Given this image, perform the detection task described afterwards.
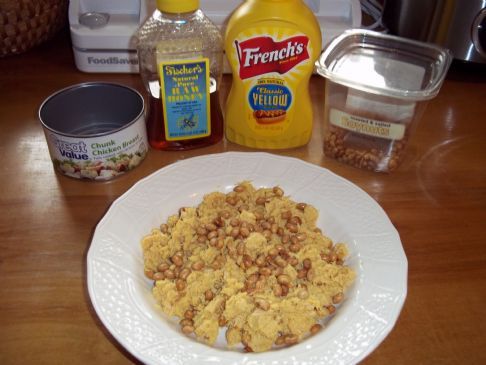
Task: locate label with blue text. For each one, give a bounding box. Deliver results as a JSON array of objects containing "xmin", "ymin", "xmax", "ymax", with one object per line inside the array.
[{"xmin": 159, "ymin": 59, "xmax": 211, "ymax": 141}]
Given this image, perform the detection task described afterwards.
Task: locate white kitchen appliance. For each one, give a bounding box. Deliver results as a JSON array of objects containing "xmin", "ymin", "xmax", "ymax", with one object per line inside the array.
[{"xmin": 69, "ymin": 0, "xmax": 361, "ymax": 73}]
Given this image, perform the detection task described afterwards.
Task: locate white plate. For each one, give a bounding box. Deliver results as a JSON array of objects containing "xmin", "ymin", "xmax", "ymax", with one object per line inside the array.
[{"xmin": 87, "ymin": 152, "xmax": 407, "ymax": 365}]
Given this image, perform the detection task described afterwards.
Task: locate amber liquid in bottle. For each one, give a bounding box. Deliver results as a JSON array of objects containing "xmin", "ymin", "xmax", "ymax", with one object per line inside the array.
[
  {"xmin": 147, "ymin": 89, "xmax": 223, "ymax": 151},
  {"xmin": 136, "ymin": 7, "xmax": 224, "ymax": 151}
]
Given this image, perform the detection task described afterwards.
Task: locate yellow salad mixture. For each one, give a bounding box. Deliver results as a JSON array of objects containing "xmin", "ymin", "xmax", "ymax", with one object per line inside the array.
[{"xmin": 141, "ymin": 182, "xmax": 355, "ymax": 352}]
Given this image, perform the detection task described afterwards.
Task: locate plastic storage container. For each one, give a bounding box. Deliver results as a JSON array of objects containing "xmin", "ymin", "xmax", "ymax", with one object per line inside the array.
[{"xmin": 316, "ymin": 29, "xmax": 452, "ymax": 172}]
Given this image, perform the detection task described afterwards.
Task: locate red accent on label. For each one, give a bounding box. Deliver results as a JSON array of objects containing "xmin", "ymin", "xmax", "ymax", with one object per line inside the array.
[{"xmin": 235, "ymin": 36, "xmax": 310, "ymax": 80}]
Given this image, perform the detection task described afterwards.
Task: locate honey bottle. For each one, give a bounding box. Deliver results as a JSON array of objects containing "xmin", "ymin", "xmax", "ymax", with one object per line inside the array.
[{"xmin": 136, "ymin": 0, "xmax": 224, "ymax": 150}]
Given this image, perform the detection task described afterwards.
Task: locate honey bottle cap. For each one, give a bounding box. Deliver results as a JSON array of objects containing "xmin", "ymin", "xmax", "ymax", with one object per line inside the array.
[{"xmin": 156, "ymin": 0, "xmax": 199, "ymax": 13}]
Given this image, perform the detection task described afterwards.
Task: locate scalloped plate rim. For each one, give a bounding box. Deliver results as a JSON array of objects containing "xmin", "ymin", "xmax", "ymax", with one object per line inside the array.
[{"xmin": 87, "ymin": 151, "xmax": 408, "ymax": 365}]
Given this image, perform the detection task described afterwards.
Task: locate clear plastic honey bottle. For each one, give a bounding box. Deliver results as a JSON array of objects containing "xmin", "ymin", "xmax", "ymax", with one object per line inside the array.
[{"xmin": 136, "ymin": 0, "xmax": 224, "ymax": 150}]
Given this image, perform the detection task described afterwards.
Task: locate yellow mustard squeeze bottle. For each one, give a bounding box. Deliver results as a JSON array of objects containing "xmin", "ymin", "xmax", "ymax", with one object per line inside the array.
[{"xmin": 224, "ymin": 0, "xmax": 322, "ymax": 149}]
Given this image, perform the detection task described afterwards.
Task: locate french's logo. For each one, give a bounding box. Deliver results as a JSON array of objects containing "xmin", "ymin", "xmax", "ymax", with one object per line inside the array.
[{"xmin": 235, "ymin": 35, "xmax": 310, "ymax": 79}]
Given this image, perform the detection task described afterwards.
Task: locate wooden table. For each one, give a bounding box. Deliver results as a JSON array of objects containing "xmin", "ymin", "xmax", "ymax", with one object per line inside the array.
[{"xmin": 1, "ymin": 28, "xmax": 485, "ymax": 365}]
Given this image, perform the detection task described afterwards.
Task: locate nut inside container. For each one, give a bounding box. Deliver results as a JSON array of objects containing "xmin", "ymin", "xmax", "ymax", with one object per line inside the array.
[{"xmin": 316, "ymin": 29, "xmax": 452, "ymax": 172}]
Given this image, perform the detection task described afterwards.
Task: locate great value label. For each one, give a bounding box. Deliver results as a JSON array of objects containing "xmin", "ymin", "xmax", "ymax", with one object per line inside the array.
[{"xmin": 45, "ymin": 115, "xmax": 148, "ymax": 181}]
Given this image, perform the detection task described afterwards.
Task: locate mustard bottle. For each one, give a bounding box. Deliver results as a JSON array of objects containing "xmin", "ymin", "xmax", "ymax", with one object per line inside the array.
[{"xmin": 224, "ymin": 0, "xmax": 322, "ymax": 149}]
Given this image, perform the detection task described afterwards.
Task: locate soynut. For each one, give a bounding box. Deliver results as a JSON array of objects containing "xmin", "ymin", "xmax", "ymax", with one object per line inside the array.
[
  {"xmin": 261, "ymin": 221, "xmax": 271, "ymax": 230},
  {"xmin": 182, "ymin": 325, "xmax": 194, "ymax": 334},
  {"xmin": 231, "ymin": 227, "xmax": 240, "ymax": 238},
  {"xmin": 286, "ymin": 223, "xmax": 298, "ymax": 233},
  {"xmin": 289, "ymin": 216, "xmax": 302, "ymax": 225},
  {"xmin": 281, "ymin": 210, "xmax": 292, "ymax": 220},
  {"xmin": 144, "ymin": 269, "xmax": 155, "ymax": 279},
  {"xmin": 216, "ymin": 238, "xmax": 225, "ymax": 250},
  {"xmin": 164, "ymin": 269, "xmax": 175, "ymax": 279},
  {"xmin": 273, "ymin": 284, "xmax": 283, "ymax": 297},
  {"xmin": 256, "ymin": 197, "xmax": 266, "ymax": 205},
  {"xmin": 219, "ymin": 316, "xmax": 227, "ymax": 327},
  {"xmin": 288, "ymin": 256, "xmax": 299, "ymax": 266},
  {"xmin": 191, "ymin": 261, "xmax": 205, "ymax": 271},
  {"xmin": 205, "ymin": 290, "xmax": 214, "ymax": 301},
  {"xmin": 289, "ymin": 243, "xmax": 301, "ymax": 253},
  {"xmin": 275, "ymin": 335, "xmax": 286, "ymax": 346},
  {"xmin": 184, "ymin": 309, "xmax": 195, "ymax": 319},
  {"xmin": 176, "ymin": 279, "xmax": 186, "ymax": 291},
  {"xmin": 255, "ymin": 298, "xmax": 270, "ymax": 311},
  {"xmin": 179, "ymin": 318, "xmax": 193, "ymax": 327},
  {"xmin": 247, "ymin": 273, "xmax": 259, "ymax": 283},
  {"xmin": 226, "ymin": 196, "xmax": 237, "ymax": 206},
  {"xmin": 157, "ymin": 262, "xmax": 169, "ymax": 272},
  {"xmin": 243, "ymin": 258, "xmax": 253, "ymax": 269},
  {"xmin": 297, "ymin": 269, "xmax": 307, "ymax": 279},
  {"xmin": 209, "ymin": 237, "xmax": 218, "ymax": 246},
  {"xmin": 273, "ymin": 186, "xmax": 284, "ymax": 197},
  {"xmin": 172, "ymin": 254, "xmax": 184, "ymax": 267},
  {"xmin": 284, "ymin": 334, "xmax": 299, "ymax": 345},
  {"xmin": 255, "ymin": 278, "xmax": 266, "ymax": 291},
  {"xmin": 296, "ymin": 203, "xmax": 307, "ymax": 211},
  {"xmin": 234, "ymin": 185, "xmax": 245, "ymax": 193},
  {"xmin": 274, "ymin": 256, "xmax": 287, "ymax": 268},
  {"xmin": 240, "ymin": 227, "xmax": 250, "ymax": 237},
  {"xmin": 306, "ymin": 268, "xmax": 315, "ymax": 281},
  {"xmin": 332, "ymin": 293, "xmax": 344, "ymax": 304},
  {"xmin": 281, "ymin": 284, "xmax": 289, "ymax": 296},
  {"xmin": 303, "ymin": 258, "xmax": 312, "ymax": 270},
  {"xmin": 296, "ymin": 233, "xmax": 307, "ymax": 241},
  {"xmin": 268, "ymin": 248, "xmax": 278, "ymax": 257},
  {"xmin": 196, "ymin": 226, "xmax": 207, "ymax": 236},
  {"xmin": 277, "ymin": 274, "xmax": 291, "ymax": 286},
  {"xmin": 259, "ymin": 267, "xmax": 272, "ymax": 276},
  {"xmin": 255, "ymin": 254, "xmax": 266, "ymax": 267},
  {"xmin": 220, "ymin": 210, "xmax": 231, "ymax": 219},
  {"xmin": 310, "ymin": 323, "xmax": 322, "ymax": 335},
  {"xmin": 160, "ymin": 223, "xmax": 169, "ymax": 233}
]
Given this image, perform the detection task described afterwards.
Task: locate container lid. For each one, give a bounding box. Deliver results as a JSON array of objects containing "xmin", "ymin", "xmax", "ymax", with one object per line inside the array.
[{"xmin": 316, "ymin": 29, "xmax": 452, "ymax": 101}]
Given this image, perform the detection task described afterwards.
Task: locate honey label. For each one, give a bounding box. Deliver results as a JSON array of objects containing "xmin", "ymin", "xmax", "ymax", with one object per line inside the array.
[
  {"xmin": 330, "ymin": 108, "xmax": 406, "ymax": 140},
  {"xmin": 159, "ymin": 58, "xmax": 211, "ymax": 141}
]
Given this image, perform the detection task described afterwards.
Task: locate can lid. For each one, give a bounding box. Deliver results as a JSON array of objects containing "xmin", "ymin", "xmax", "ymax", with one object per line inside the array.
[
  {"xmin": 315, "ymin": 29, "xmax": 452, "ymax": 101},
  {"xmin": 156, "ymin": 0, "xmax": 199, "ymax": 13}
]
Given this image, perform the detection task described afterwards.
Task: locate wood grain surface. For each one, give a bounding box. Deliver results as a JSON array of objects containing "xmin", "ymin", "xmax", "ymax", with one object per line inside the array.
[{"xmin": 0, "ymin": 28, "xmax": 485, "ymax": 365}]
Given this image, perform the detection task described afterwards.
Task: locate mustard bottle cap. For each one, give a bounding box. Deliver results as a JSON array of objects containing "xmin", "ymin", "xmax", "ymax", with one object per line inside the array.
[{"xmin": 156, "ymin": 0, "xmax": 199, "ymax": 13}]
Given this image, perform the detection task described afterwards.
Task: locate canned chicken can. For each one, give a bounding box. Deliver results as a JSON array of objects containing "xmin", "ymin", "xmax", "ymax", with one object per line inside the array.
[{"xmin": 39, "ymin": 83, "xmax": 148, "ymax": 181}]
